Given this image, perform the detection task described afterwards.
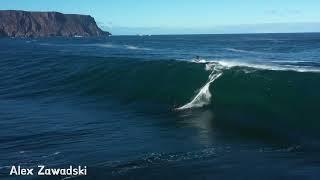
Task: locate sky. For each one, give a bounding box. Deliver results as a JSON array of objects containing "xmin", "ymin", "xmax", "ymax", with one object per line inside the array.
[{"xmin": 1, "ymin": 0, "xmax": 320, "ymax": 35}]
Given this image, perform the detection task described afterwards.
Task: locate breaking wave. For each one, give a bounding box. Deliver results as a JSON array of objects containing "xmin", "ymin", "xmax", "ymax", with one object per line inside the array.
[{"xmin": 1, "ymin": 54, "xmax": 320, "ymax": 141}]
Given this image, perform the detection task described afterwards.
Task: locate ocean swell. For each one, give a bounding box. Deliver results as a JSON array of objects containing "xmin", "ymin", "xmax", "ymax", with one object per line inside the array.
[{"xmin": 1, "ymin": 55, "xmax": 320, "ymax": 140}]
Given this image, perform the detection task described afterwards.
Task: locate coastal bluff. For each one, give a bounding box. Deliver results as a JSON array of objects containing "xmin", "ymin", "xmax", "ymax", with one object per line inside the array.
[{"xmin": 0, "ymin": 10, "xmax": 111, "ymax": 37}]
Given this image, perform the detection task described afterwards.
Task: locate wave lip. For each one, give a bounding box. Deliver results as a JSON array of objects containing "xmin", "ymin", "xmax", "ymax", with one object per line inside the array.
[
  {"xmin": 218, "ymin": 60, "xmax": 320, "ymax": 73},
  {"xmin": 195, "ymin": 59, "xmax": 320, "ymax": 73}
]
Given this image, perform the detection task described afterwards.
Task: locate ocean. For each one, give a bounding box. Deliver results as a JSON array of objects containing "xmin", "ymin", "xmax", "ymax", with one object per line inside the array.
[{"xmin": 0, "ymin": 33, "xmax": 320, "ymax": 179}]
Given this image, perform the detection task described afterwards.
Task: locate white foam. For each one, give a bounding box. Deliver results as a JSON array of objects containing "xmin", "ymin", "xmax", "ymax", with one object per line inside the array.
[
  {"xmin": 61, "ymin": 176, "xmax": 78, "ymax": 180},
  {"xmin": 216, "ymin": 60, "xmax": 320, "ymax": 73},
  {"xmin": 191, "ymin": 59, "xmax": 207, "ymax": 63},
  {"xmin": 225, "ymin": 48, "xmax": 256, "ymax": 54},
  {"xmin": 92, "ymin": 43, "xmax": 115, "ymax": 48},
  {"xmin": 177, "ymin": 65, "xmax": 223, "ymax": 110},
  {"xmin": 192, "ymin": 59, "xmax": 320, "ymax": 73},
  {"xmin": 84, "ymin": 43, "xmax": 152, "ymax": 50},
  {"xmin": 40, "ymin": 43, "xmax": 152, "ymax": 51},
  {"xmin": 124, "ymin": 45, "xmax": 151, "ymax": 51}
]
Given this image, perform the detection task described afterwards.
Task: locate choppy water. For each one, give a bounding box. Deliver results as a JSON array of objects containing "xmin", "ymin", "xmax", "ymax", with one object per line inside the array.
[{"xmin": 1, "ymin": 33, "xmax": 320, "ymax": 179}]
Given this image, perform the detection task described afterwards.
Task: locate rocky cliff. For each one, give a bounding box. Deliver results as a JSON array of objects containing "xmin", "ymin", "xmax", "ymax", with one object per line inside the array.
[{"xmin": 0, "ymin": 10, "xmax": 111, "ymax": 37}]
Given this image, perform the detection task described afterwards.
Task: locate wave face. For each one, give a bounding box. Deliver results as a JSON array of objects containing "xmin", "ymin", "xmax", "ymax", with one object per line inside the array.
[
  {"xmin": 3, "ymin": 55, "xmax": 319, "ymax": 103},
  {"xmin": 2, "ymin": 34, "xmax": 320, "ymax": 179},
  {"xmin": 1, "ymin": 54, "xmax": 320, "ymax": 138}
]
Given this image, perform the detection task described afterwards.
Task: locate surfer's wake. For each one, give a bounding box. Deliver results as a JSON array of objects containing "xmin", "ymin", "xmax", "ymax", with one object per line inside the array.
[{"xmin": 176, "ymin": 63, "xmax": 223, "ymax": 110}]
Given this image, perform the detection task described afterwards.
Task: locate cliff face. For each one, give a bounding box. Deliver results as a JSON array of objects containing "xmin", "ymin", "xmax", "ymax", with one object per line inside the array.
[{"xmin": 0, "ymin": 10, "xmax": 111, "ymax": 37}]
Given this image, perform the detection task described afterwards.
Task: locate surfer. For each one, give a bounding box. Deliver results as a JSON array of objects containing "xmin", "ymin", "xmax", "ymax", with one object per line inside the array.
[{"xmin": 195, "ymin": 56, "xmax": 200, "ymax": 62}]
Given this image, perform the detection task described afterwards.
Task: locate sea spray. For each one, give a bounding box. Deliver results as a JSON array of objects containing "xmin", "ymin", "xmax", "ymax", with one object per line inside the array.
[{"xmin": 176, "ymin": 63, "xmax": 223, "ymax": 110}]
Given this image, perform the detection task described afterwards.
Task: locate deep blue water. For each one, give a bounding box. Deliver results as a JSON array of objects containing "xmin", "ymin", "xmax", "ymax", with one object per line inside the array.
[{"xmin": 1, "ymin": 33, "xmax": 320, "ymax": 179}]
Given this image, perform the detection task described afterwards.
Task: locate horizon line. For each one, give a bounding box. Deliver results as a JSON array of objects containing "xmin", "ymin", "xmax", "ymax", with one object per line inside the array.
[{"xmin": 109, "ymin": 32, "xmax": 320, "ymax": 36}]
